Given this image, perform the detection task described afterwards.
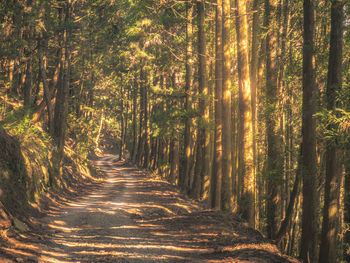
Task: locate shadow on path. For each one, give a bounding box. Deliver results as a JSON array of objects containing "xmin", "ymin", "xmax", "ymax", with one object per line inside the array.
[{"xmin": 1, "ymin": 155, "xmax": 299, "ymax": 263}]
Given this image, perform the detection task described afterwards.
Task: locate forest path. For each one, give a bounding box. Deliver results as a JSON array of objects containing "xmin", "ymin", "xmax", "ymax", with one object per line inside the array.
[{"xmin": 34, "ymin": 155, "xmax": 296, "ymax": 263}]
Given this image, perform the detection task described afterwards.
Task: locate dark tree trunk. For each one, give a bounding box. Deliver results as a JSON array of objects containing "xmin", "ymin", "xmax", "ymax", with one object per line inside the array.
[
  {"xmin": 180, "ymin": 1, "xmax": 194, "ymax": 192},
  {"xmin": 131, "ymin": 81, "xmax": 138, "ymax": 163},
  {"xmin": 23, "ymin": 59, "xmax": 33, "ymax": 106},
  {"xmin": 300, "ymin": 0, "xmax": 318, "ymax": 261},
  {"xmin": 264, "ymin": 0, "xmax": 283, "ymax": 239},
  {"xmin": 319, "ymin": 1, "xmax": 344, "ymax": 262},
  {"xmin": 53, "ymin": 2, "xmax": 71, "ymax": 161},
  {"xmin": 192, "ymin": 0, "xmax": 209, "ymax": 200}
]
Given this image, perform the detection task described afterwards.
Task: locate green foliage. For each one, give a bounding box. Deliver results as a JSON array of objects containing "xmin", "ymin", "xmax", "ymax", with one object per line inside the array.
[
  {"xmin": 67, "ymin": 113, "xmax": 99, "ymax": 160},
  {"xmin": 1, "ymin": 107, "xmax": 53, "ymax": 202},
  {"xmin": 316, "ymin": 107, "xmax": 350, "ymax": 145}
]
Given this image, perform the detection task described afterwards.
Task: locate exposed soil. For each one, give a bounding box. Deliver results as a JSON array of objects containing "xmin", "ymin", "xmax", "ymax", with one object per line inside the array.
[{"xmin": 0, "ymin": 155, "xmax": 299, "ymax": 262}]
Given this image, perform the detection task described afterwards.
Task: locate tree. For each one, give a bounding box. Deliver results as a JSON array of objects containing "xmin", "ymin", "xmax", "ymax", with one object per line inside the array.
[
  {"xmin": 319, "ymin": 1, "xmax": 344, "ymax": 262},
  {"xmin": 192, "ymin": 0, "xmax": 210, "ymax": 200},
  {"xmin": 220, "ymin": 0, "xmax": 233, "ymax": 212},
  {"xmin": 300, "ymin": 0, "xmax": 318, "ymax": 261},
  {"xmin": 53, "ymin": 2, "xmax": 71, "ymax": 162},
  {"xmin": 264, "ymin": 0, "xmax": 283, "ymax": 239},
  {"xmin": 181, "ymin": 0, "xmax": 194, "ymax": 192},
  {"xmin": 211, "ymin": 0, "xmax": 223, "ymax": 209},
  {"xmin": 236, "ymin": 0, "xmax": 255, "ymax": 227}
]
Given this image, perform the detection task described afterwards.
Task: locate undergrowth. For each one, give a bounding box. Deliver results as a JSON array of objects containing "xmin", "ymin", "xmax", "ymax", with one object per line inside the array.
[{"xmin": 0, "ymin": 99, "xmax": 100, "ymax": 214}]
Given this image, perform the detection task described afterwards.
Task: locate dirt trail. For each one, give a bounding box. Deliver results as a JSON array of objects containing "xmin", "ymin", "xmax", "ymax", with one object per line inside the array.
[{"xmin": 2, "ymin": 155, "xmax": 299, "ymax": 262}]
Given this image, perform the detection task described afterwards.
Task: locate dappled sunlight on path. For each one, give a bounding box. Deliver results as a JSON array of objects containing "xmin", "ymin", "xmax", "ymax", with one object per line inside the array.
[
  {"xmin": 37, "ymin": 156, "xmax": 215, "ymax": 262},
  {"xmin": 1, "ymin": 155, "xmax": 299, "ymax": 262}
]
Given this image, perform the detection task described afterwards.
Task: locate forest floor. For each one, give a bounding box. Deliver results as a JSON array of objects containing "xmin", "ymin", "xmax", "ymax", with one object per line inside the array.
[{"xmin": 0, "ymin": 155, "xmax": 299, "ymax": 263}]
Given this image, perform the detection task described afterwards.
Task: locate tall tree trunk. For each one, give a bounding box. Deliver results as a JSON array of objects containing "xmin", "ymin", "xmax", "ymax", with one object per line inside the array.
[
  {"xmin": 300, "ymin": 0, "xmax": 318, "ymax": 261},
  {"xmin": 170, "ymin": 135, "xmax": 180, "ymax": 184},
  {"xmin": 11, "ymin": 60, "xmax": 19, "ymax": 95},
  {"xmin": 131, "ymin": 81, "xmax": 138, "ymax": 163},
  {"xmin": 319, "ymin": 1, "xmax": 344, "ymax": 262},
  {"xmin": 181, "ymin": 1, "xmax": 194, "ymax": 192},
  {"xmin": 39, "ymin": 39, "xmax": 54, "ymax": 134},
  {"xmin": 211, "ymin": 0, "xmax": 223, "ymax": 210},
  {"xmin": 249, "ymin": 0, "xmax": 260, "ymax": 223},
  {"xmin": 119, "ymin": 86, "xmax": 125, "ymax": 160},
  {"xmin": 137, "ymin": 67, "xmax": 149, "ymax": 168},
  {"xmin": 264, "ymin": 0, "xmax": 282, "ymax": 239},
  {"xmin": 136, "ymin": 70, "xmax": 144, "ymax": 166},
  {"xmin": 192, "ymin": 0, "xmax": 209, "ymax": 200},
  {"xmin": 23, "ymin": 59, "xmax": 33, "ymax": 106},
  {"xmin": 276, "ymin": 147, "xmax": 302, "ymax": 242},
  {"xmin": 236, "ymin": 0, "xmax": 255, "ymax": 227},
  {"xmin": 53, "ymin": 2, "xmax": 71, "ymax": 161},
  {"xmin": 124, "ymin": 89, "xmax": 129, "ymax": 158},
  {"xmin": 221, "ymin": 0, "xmax": 232, "ymax": 212}
]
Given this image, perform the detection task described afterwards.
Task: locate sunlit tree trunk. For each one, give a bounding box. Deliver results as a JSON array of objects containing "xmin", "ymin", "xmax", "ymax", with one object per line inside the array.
[
  {"xmin": 249, "ymin": 0, "xmax": 260, "ymax": 223},
  {"xmin": 10, "ymin": 60, "xmax": 19, "ymax": 95},
  {"xmin": 236, "ymin": 0, "xmax": 255, "ymax": 227},
  {"xmin": 264, "ymin": 0, "xmax": 282, "ymax": 239},
  {"xmin": 279, "ymin": 0, "xmax": 289, "ymax": 229},
  {"xmin": 211, "ymin": 0, "xmax": 223, "ymax": 210},
  {"xmin": 220, "ymin": 0, "xmax": 232, "ymax": 212},
  {"xmin": 300, "ymin": 0, "xmax": 318, "ymax": 261},
  {"xmin": 319, "ymin": 1, "xmax": 344, "ymax": 262},
  {"xmin": 208, "ymin": 28, "xmax": 215, "ymax": 202}
]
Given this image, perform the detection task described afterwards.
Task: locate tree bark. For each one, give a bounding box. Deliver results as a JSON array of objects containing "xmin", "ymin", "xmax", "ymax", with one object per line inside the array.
[
  {"xmin": 249, "ymin": 0, "xmax": 260, "ymax": 211},
  {"xmin": 131, "ymin": 80, "xmax": 138, "ymax": 163},
  {"xmin": 53, "ymin": 2, "xmax": 71, "ymax": 161},
  {"xmin": 181, "ymin": 0, "xmax": 194, "ymax": 192},
  {"xmin": 211, "ymin": 0, "xmax": 223, "ymax": 210},
  {"xmin": 300, "ymin": 0, "xmax": 318, "ymax": 261},
  {"xmin": 236, "ymin": 0, "xmax": 255, "ymax": 227},
  {"xmin": 170, "ymin": 135, "xmax": 180, "ymax": 184},
  {"xmin": 39, "ymin": 39, "xmax": 54, "ymax": 134},
  {"xmin": 264, "ymin": 0, "xmax": 283, "ymax": 239},
  {"xmin": 319, "ymin": 1, "xmax": 344, "ymax": 262},
  {"xmin": 192, "ymin": 0, "xmax": 209, "ymax": 200},
  {"xmin": 119, "ymin": 85, "xmax": 125, "ymax": 160},
  {"xmin": 23, "ymin": 59, "xmax": 33, "ymax": 106},
  {"xmin": 221, "ymin": 0, "xmax": 232, "ymax": 212}
]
